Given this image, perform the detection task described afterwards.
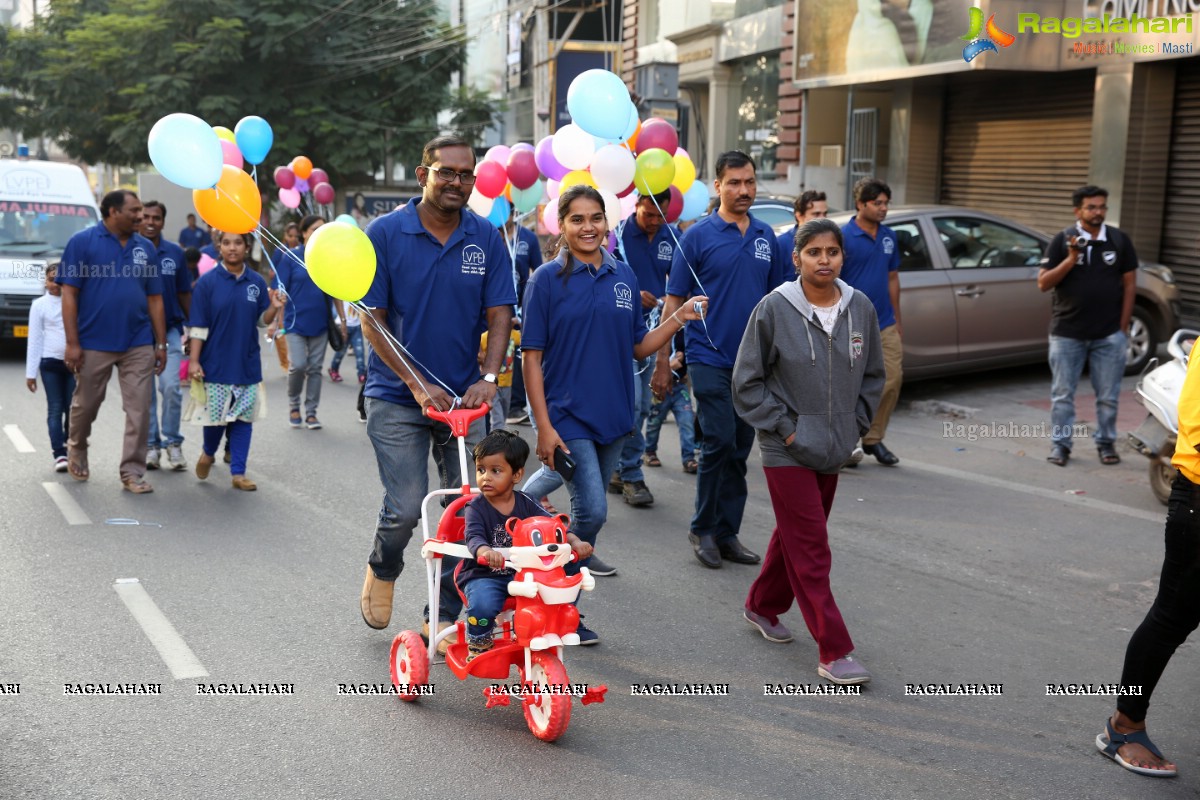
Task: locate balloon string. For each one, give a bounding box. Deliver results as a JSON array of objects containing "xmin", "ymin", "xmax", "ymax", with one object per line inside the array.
[{"xmin": 644, "ymin": 190, "xmax": 720, "ymax": 353}]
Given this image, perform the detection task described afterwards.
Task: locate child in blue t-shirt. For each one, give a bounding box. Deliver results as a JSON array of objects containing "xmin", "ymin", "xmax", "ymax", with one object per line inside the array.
[{"xmin": 457, "ymin": 430, "xmax": 592, "ymax": 660}]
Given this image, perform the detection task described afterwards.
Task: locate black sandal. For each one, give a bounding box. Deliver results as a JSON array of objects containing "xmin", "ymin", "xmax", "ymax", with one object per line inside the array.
[{"xmin": 1099, "ymin": 444, "xmax": 1120, "ymax": 465}]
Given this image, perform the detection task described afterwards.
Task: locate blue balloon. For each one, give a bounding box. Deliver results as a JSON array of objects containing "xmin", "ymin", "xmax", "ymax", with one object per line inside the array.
[
  {"xmin": 147, "ymin": 113, "xmax": 223, "ymax": 190},
  {"xmin": 567, "ymin": 69, "xmax": 632, "ymax": 140},
  {"xmin": 680, "ymin": 180, "xmax": 710, "ymax": 222},
  {"xmin": 619, "ymin": 104, "xmax": 639, "ymax": 141},
  {"xmin": 487, "ymin": 196, "xmax": 511, "ymax": 228},
  {"xmin": 335, "ymin": 213, "xmax": 359, "ymax": 228},
  {"xmin": 234, "ymin": 116, "xmax": 274, "ymax": 165}
]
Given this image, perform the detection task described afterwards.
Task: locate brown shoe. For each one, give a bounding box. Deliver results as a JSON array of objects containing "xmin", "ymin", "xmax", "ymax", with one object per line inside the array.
[
  {"xmin": 231, "ymin": 475, "xmax": 257, "ymax": 491},
  {"xmin": 360, "ymin": 566, "xmax": 394, "ymax": 629},
  {"xmin": 121, "ymin": 477, "xmax": 153, "ymax": 494},
  {"xmin": 196, "ymin": 452, "xmax": 215, "ymax": 480},
  {"xmin": 422, "ymin": 619, "xmax": 457, "ymax": 655}
]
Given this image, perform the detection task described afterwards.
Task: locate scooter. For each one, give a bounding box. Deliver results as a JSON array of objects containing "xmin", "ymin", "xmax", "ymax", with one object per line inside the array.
[{"xmin": 1128, "ymin": 329, "xmax": 1198, "ymax": 504}]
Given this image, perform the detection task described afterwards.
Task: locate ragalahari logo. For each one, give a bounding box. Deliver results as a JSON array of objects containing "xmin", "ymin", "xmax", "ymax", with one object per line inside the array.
[{"xmin": 961, "ymin": 7, "xmax": 1015, "ymax": 62}]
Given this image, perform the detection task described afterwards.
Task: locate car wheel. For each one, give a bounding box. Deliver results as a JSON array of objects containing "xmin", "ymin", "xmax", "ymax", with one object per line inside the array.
[{"xmin": 1125, "ymin": 306, "xmax": 1157, "ymax": 376}]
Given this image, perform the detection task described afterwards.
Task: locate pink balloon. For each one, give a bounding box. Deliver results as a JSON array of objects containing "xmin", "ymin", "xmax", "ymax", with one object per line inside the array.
[
  {"xmin": 313, "ymin": 182, "xmax": 335, "ymax": 205},
  {"xmin": 274, "ymin": 166, "xmax": 295, "ymax": 189},
  {"xmin": 619, "ymin": 191, "xmax": 638, "ymax": 219},
  {"xmin": 541, "ymin": 203, "xmax": 560, "ymax": 236},
  {"xmin": 485, "ymin": 145, "xmax": 511, "ymax": 164},
  {"xmin": 534, "ymin": 136, "xmax": 568, "ymax": 181},
  {"xmin": 474, "ymin": 161, "xmax": 508, "ymax": 199},
  {"xmin": 221, "ymin": 140, "xmax": 244, "ymax": 169},
  {"xmin": 309, "ymin": 168, "xmax": 329, "ymax": 187},
  {"xmin": 506, "ymin": 150, "xmax": 539, "ymax": 191},
  {"xmin": 635, "ymin": 118, "xmax": 679, "ymax": 156},
  {"xmin": 546, "ymin": 178, "xmax": 562, "ymax": 201},
  {"xmin": 278, "ymin": 187, "xmax": 301, "ymax": 209},
  {"xmin": 198, "ymin": 253, "xmax": 217, "ymax": 275},
  {"xmin": 665, "ymin": 185, "xmax": 683, "ymax": 223},
  {"xmin": 675, "ymin": 147, "xmax": 690, "ymax": 160}
]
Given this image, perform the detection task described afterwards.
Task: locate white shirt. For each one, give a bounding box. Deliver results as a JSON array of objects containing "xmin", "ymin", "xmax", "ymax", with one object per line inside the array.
[{"xmin": 25, "ymin": 293, "xmax": 66, "ymax": 379}]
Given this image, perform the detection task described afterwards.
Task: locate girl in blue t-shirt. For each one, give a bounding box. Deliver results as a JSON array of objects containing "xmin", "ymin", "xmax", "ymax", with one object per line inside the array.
[{"xmin": 519, "ymin": 185, "xmax": 707, "ymax": 644}]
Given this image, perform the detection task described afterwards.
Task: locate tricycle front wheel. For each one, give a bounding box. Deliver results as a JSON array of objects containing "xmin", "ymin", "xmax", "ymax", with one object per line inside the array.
[
  {"xmin": 390, "ymin": 630, "xmax": 429, "ymax": 702},
  {"xmin": 521, "ymin": 651, "xmax": 571, "ymax": 742}
]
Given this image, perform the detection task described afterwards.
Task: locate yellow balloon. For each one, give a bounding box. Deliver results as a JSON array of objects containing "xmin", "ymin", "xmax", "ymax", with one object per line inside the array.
[
  {"xmin": 560, "ymin": 169, "xmax": 597, "ymax": 190},
  {"xmin": 213, "ymin": 126, "xmax": 236, "ymax": 143},
  {"xmin": 671, "ymin": 154, "xmax": 696, "ymax": 194},
  {"xmin": 304, "ymin": 221, "xmax": 377, "ymax": 303}
]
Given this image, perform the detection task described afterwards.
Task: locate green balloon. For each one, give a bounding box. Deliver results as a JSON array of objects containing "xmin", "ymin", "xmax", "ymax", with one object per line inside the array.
[{"xmin": 634, "ymin": 149, "xmax": 676, "ymax": 195}]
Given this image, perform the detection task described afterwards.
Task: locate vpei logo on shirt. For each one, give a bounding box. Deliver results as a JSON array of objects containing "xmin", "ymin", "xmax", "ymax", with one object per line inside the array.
[
  {"xmin": 247, "ymin": 284, "xmax": 260, "ymax": 302},
  {"xmin": 614, "ymin": 282, "xmax": 634, "ymax": 311},
  {"xmin": 132, "ymin": 247, "xmax": 149, "ymax": 268},
  {"xmin": 161, "ymin": 257, "xmax": 176, "ymax": 276},
  {"xmin": 461, "ymin": 244, "xmax": 487, "ymax": 275},
  {"xmin": 882, "ymin": 237, "xmax": 895, "ymax": 255},
  {"xmin": 753, "ymin": 238, "xmax": 772, "ymax": 262},
  {"xmin": 516, "ymin": 241, "xmax": 529, "ymax": 256},
  {"xmin": 657, "ymin": 241, "xmax": 673, "ymax": 260}
]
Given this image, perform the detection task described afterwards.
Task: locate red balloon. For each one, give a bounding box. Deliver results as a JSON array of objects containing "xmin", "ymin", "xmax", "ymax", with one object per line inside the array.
[
  {"xmin": 506, "ymin": 150, "xmax": 539, "ymax": 191},
  {"xmin": 309, "ymin": 168, "xmax": 329, "ymax": 187},
  {"xmin": 665, "ymin": 185, "xmax": 683, "ymax": 223},
  {"xmin": 635, "ymin": 119, "xmax": 679, "ymax": 157},
  {"xmin": 274, "ymin": 166, "xmax": 296, "ymax": 190},
  {"xmin": 474, "ymin": 160, "xmax": 508, "ymax": 199},
  {"xmin": 313, "ymin": 182, "xmax": 335, "ymax": 205},
  {"xmin": 616, "ymin": 181, "xmax": 636, "ymax": 198}
]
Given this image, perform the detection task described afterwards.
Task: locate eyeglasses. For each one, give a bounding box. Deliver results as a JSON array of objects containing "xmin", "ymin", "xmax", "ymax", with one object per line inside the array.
[
  {"xmin": 425, "ymin": 167, "xmax": 477, "ymax": 186},
  {"xmin": 1082, "ymin": 204, "xmax": 1108, "ymax": 211}
]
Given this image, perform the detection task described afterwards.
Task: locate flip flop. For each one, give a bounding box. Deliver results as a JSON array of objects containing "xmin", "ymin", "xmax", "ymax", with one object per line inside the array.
[
  {"xmin": 1096, "ymin": 718, "xmax": 1177, "ymax": 777},
  {"xmin": 1099, "ymin": 444, "xmax": 1121, "ymax": 465},
  {"xmin": 683, "ymin": 460, "xmax": 698, "ymax": 474},
  {"xmin": 121, "ymin": 477, "xmax": 154, "ymax": 494},
  {"xmin": 68, "ymin": 459, "xmax": 89, "ymax": 482},
  {"xmin": 645, "ymin": 453, "xmax": 662, "ymax": 467}
]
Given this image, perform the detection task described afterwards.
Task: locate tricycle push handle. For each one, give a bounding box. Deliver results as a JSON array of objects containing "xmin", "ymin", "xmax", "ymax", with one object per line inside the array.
[{"xmin": 425, "ymin": 403, "xmax": 490, "ymax": 437}]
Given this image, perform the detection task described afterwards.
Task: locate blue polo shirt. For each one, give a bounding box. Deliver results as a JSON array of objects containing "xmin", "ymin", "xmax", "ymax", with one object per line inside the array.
[
  {"xmin": 200, "ymin": 243, "xmax": 219, "ymax": 261},
  {"xmin": 57, "ymin": 225, "xmax": 163, "ymax": 353},
  {"xmin": 619, "ymin": 217, "xmax": 678, "ymax": 321},
  {"xmin": 778, "ymin": 225, "xmax": 798, "ymax": 262},
  {"xmin": 153, "ymin": 238, "xmax": 191, "ymax": 330},
  {"xmin": 179, "ymin": 226, "xmax": 210, "ymax": 249},
  {"xmin": 272, "ymin": 245, "xmax": 331, "ymax": 337},
  {"xmin": 841, "ymin": 217, "xmax": 900, "ymax": 329},
  {"xmin": 362, "ymin": 198, "xmax": 517, "ymax": 407},
  {"xmin": 522, "ymin": 250, "xmax": 648, "ymax": 445},
  {"xmin": 509, "ymin": 225, "xmax": 541, "ymax": 309},
  {"xmin": 189, "ymin": 264, "xmax": 270, "ymax": 385},
  {"xmin": 665, "ymin": 212, "xmax": 788, "ymax": 370}
]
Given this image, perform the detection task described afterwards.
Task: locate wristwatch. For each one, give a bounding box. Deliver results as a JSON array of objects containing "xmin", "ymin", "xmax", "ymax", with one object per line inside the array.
[
  {"xmin": 155, "ymin": 343, "xmax": 167, "ymax": 351},
  {"xmin": 482, "ymin": 373, "xmax": 498, "ymax": 384}
]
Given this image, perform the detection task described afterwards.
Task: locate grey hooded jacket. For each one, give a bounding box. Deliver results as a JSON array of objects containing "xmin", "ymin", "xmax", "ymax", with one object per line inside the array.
[{"xmin": 732, "ymin": 277, "xmax": 885, "ymax": 473}]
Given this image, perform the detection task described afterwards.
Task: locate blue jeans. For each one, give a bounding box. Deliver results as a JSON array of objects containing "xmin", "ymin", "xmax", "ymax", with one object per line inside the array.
[
  {"xmin": 1048, "ymin": 330, "xmax": 1126, "ymax": 450},
  {"xmin": 40, "ymin": 357, "xmax": 75, "ymax": 459},
  {"xmin": 689, "ymin": 363, "xmax": 755, "ymax": 543},
  {"xmin": 147, "ymin": 326, "xmax": 184, "ymax": 448},
  {"xmin": 330, "ymin": 326, "xmax": 366, "ymax": 380},
  {"xmin": 521, "ymin": 414, "xmax": 565, "ymax": 499},
  {"xmin": 522, "ymin": 436, "xmax": 623, "ymax": 572},
  {"xmin": 617, "ymin": 354, "xmax": 655, "ymax": 482},
  {"xmin": 202, "ymin": 420, "xmax": 252, "ymax": 475},
  {"xmin": 645, "ymin": 381, "xmax": 696, "ymax": 465},
  {"xmin": 459, "ymin": 574, "xmax": 510, "ymax": 643},
  {"xmin": 365, "ymin": 397, "xmax": 484, "ymax": 621}
]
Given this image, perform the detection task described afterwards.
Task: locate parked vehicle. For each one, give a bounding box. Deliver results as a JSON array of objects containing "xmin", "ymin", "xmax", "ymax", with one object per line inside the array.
[
  {"xmin": 0, "ymin": 159, "xmax": 101, "ymax": 342},
  {"xmin": 825, "ymin": 206, "xmax": 1180, "ymax": 379},
  {"xmin": 1128, "ymin": 329, "xmax": 1197, "ymax": 504}
]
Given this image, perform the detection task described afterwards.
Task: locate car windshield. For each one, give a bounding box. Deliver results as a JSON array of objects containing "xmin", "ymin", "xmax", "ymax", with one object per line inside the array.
[{"xmin": 0, "ymin": 202, "xmax": 99, "ymax": 253}]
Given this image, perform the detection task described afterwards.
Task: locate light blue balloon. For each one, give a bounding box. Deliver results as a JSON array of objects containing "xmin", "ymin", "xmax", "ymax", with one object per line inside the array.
[
  {"xmin": 567, "ymin": 69, "xmax": 632, "ymax": 140},
  {"xmin": 680, "ymin": 180, "xmax": 710, "ymax": 222},
  {"xmin": 619, "ymin": 104, "xmax": 639, "ymax": 141},
  {"xmin": 234, "ymin": 116, "xmax": 274, "ymax": 165},
  {"xmin": 335, "ymin": 213, "xmax": 358, "ymax": 228},
  {"xmin": 147, "ymin": 113, "xmax": 223, "ymax": 190},
  {"xmin": 512, "ymin": 179, "xmax": 544, "ymax": 215},
  {"xmin": 487, "ymin": 196, "xmax": 511, "ymax": 228}
]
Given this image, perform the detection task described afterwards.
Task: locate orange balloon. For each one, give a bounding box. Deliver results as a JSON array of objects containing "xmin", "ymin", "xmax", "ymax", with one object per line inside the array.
[
  {"xmin": 291, "ymin": 156, "xmax": 313, "ymax": 180},
  {"xmin": 504, "ymin": 183, "xmax": 513, "ymax": 202},
  {"xmin": 624, "ymin": 119, "xmax": 642, "ymax": 152},
  {"xmin": 193, "ymin": 165, "xmax": 261, "ymax": 234}
]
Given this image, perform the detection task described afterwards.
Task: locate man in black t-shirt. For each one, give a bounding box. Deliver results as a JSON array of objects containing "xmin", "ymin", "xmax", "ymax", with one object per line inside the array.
[{"xmin": 1038, "ymin": 185, "xmax": 1137, "ymax": 467}]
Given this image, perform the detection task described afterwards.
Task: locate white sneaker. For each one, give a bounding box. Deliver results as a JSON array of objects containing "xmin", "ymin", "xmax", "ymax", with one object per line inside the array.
[
  {"xmin": 54, "ymin": 456, "xmax": 68, "ymax": 473},
  {"xmin": 146, "ymin": 448, "xmax": 161, "ymax": 470},
  {"xmin": 848, "ymin": 446, "xmax": 865, "ymax": 464},
  {"xmin": 167, "ymin": 444, "xmax": 187, "ymax": 471}
]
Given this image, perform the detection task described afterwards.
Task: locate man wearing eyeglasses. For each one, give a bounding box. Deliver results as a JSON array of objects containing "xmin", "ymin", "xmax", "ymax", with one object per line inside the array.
[
  {"xmin": 1038, "ymin": 185, "xmax": 1137, "ymax": 467},
  {"xmin": 357, "ymin": 135, "xmax": 516, "ymax": 645}
]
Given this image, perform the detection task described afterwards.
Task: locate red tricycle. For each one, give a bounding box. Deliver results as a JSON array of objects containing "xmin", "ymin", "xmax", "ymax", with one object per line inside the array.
[{"xmin": 388, "ymin": 405, "xmax": 607, "ymax": 742}]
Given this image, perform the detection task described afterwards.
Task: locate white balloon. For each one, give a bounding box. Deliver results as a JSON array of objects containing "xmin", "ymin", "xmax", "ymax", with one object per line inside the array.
[
  {"xmin": 601, "ymin": 190, "xmax": 621, "ymax": 231},
  {"xmin": 551, "ymin": 124, "xmax": 596, "ymax": 171},
  {"xmin": 589, "ymin": 145, "xmax": 637, "ymax": 195},
  {"xmin": 466, "ymin": 191, "xmax": 494, "ymax": 217}
]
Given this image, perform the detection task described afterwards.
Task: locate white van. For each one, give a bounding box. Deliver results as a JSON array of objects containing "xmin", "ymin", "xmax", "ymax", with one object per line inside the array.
[{"xmin": 0, "ymin": 159, "xmax": 101, "ymax": 341}]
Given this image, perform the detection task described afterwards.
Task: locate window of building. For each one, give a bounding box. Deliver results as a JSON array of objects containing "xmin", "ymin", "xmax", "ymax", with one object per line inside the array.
[{"xmin": 730, "ymin": 53, "xmax": 781, "ymax": 179}]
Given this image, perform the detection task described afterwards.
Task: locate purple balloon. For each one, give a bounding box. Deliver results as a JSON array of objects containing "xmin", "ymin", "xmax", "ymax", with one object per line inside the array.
[
  {"xmin": 534, "ymin": 136, "xmax": 568, "ymax": 181},
  {"xmin": 606, "ymin": 230, "xmax": 616, "ymax": 253},
  {"xmin": 511, "ymin": 142, "xmax": 535, "ymax": 154},
  {"xmin": 294, "ymin": 177, "xmax": 310, "ymax": 194}
]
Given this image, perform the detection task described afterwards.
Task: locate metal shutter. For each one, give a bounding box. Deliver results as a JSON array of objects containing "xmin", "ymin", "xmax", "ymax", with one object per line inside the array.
[
  {"xmin": 940, "ymin": 71, "xmax": 1095, "ymax": 232},
  {"xmin": 1161, "ymin": 59, "xmax": 1200, "ymax": 310}
]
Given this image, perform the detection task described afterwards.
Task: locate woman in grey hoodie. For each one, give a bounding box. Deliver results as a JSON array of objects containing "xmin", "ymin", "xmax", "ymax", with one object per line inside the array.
[{"xmin": 732, "ymin": 218, "xmax": 885, "ymax": 685}]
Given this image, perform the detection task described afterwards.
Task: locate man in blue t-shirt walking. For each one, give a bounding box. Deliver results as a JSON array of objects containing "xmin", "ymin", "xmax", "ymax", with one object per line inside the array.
[
  {"xmin": 358, "ymin": 135, "xmax": 517, "ymax": 644},
  {"xmin": 657, "ymin": 151, "xmax": 790, "ymax": 569},
  {"xmin": 59, "ymin": 190, "xmax": 167, "ymax": 493}
]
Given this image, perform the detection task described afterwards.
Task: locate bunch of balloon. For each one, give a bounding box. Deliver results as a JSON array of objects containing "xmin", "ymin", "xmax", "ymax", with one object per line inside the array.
[
  {"xmin": 273, "ymin": 156, "xmax": 336, "ymax": 214},
  {"xmin": 463, "ymin": 143, "xmax": 548, "ymax": 230},
  {"xmin": 148, "ymin": 114, "xmax": 273, "ymax": 235}
]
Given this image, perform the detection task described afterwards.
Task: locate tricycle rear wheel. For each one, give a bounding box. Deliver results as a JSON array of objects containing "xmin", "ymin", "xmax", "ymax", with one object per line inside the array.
[{"xmin": 390, "ymin": 630, "xmax": 429, "ymax": 702}]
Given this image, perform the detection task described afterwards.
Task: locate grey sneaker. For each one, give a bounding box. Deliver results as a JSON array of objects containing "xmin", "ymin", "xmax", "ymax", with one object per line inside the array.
[
  {"xmin": 146, "ymin": 448, "xmax": 161, "ymax": 470},
  {"xmin": 167, "ymin": 444, "xmax": 187, "ymax": 471},
  {"xmin": 744, "ymin": 609, "xmax": 794, "ymax": 643},
  {"xmin": 622, "ymin": 479, "xmax": 654, "ymax": 507},
  {"xmin": 818, "ymin": 654, "xmax": 871, "ymax": 685},
  {"xmin": 586, "ymin": 556, "xmax": 617, "ymax": 577}
]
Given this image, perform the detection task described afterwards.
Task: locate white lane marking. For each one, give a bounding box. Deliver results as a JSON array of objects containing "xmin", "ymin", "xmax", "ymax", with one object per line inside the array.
[
  {"xmin": 41, "ymin": 482, "xmax": 91, "ymax": 526},
  {"xmin": 4, "ymin": 424, "xmax": 35, "ymax": 453},
  {"xmin": 113, "ymin": 579, "xmax": 209, "ymax": 680},
  {"xmin": 903, "ymin": 459, "xmax": 1164, "ymax": 524}
]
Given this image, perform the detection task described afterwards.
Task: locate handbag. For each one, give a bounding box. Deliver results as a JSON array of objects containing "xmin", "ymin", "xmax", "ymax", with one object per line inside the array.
[{"xmin": 327, "ymin": 300, "xmax": 346, "ymax": 352}]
